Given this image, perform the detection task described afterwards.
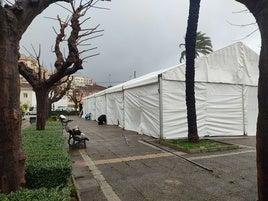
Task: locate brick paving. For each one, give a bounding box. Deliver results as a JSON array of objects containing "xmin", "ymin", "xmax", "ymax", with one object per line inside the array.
[{"xmin": 67, "ymin": 116, "xmax": 257, "ymax": 201}]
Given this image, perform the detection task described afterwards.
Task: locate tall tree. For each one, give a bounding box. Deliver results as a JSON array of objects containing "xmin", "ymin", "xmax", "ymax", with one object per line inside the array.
[
  {"xmin": 0, "ymin": 0, "xmax": 68, "ymax": 194},
  {"xmin": 235, "ymin": 1, "xmax": 268, "ymax": 200},
  {"xmin": 0, "ymin": 0, "xmax": 109, "ymax": 194},
  {"xmin": 19, "ymin": 1, "xmax": 102, "ymax": 130},
  {"xmin": 184, "ymin": 0, "xmax": 201, "ymax": 143},
  {"xmin": 179, "ymin": 31, "xmax": 213, "ymax": 63}
]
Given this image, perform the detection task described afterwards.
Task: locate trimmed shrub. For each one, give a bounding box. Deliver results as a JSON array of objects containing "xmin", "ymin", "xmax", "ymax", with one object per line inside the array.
[
  {"xmin": 47, "ymin": 116, "xmax": 57, "ymax": 122},
  {"xmin": 50, "ymin": 110, "xmax": 78, "ymax": 116},
  {"xmin": 0, "ymin": 187, "xmax": 69, "ymax": 201},
  {"xmin": 22, "ymin": 122, "xmax": 72, "ymax": 189}
]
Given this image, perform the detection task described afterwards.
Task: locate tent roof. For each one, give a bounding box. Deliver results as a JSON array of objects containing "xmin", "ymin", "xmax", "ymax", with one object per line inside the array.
[
  {"xmin": 85, "ymin": 42, "xmax": 259, "ymax": 98},
  {"xmin": 162, "ymin": 42, "xmax": 259, "ymax": 85}
]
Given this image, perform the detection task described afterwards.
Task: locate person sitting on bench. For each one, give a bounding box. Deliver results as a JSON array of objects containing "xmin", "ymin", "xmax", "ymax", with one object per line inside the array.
[{"xmin": 72, "ymin": 126, "xmax": 89, "ymax": 140}]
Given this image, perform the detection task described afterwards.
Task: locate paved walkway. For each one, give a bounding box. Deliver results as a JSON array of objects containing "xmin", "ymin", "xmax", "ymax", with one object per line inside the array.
[{"xmin": 67, "ymin": 116, "xmax": 257, "ymax": 201}]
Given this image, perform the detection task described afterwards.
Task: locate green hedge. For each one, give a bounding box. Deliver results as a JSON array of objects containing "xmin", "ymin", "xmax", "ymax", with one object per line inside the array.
[
  {"xmin": 22, "ymin": 122, "xmax": 72, "ymax": 189},
  {"xmin": 50, "ymin": 110, "xmax": 78, "ymax": 116},
  {"xmin": 0, "ymin": 122, "xmax": 72, "ymax": 200},
  {"xmin": 0, "ymin": 187, "xmax": 69, "ymax": 201}
]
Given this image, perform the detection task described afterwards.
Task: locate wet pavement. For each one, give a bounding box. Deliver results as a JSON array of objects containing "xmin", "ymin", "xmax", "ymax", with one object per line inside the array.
[{"xmin": 66, "ymin": 116, "xmax": 257, "ymax": 201}]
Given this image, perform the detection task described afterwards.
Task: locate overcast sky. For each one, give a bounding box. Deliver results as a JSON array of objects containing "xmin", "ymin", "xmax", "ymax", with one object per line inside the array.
[{"xmin": 20, "ymin": 0, "xmax": 261, "ymax": 87}]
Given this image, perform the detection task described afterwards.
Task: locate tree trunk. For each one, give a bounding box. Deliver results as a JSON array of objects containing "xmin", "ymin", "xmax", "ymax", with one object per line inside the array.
[
  {"xmin": 0, "ymin": 14, "xmax": 25, "ymax": 194},
  {"xmin": 35, "ymin": 88, "xmax": 49, "ymax": 130},
  {"xmin": 48, "ymin": 101, "xmax": 52, "ymax": 119},
  {"xmin": 255, "ymin": 11, "xmax": 268, "ymax": 201},
  {"xmin": 185, "ymin": 0, "xmax": 200, "ymax": 143}
]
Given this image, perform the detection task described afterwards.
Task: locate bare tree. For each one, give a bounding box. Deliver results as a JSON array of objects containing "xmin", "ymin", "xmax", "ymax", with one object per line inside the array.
[
  {"xmin": 0, "ymin": 0, "xmax": 109, "ymax": 194},
  {"xmin": 19, "ymin": 0, "xmax": 103, "ymax": 130}
]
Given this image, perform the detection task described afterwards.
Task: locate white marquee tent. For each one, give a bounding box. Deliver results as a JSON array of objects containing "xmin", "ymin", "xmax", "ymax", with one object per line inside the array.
[{"xmin": 83, "ymin": 42, "xmax": 259, "ymax": 139}]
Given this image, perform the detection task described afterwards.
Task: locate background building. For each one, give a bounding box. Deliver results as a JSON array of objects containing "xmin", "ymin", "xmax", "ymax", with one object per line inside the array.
[{"xmin": 19, "ymin": 54, "xmax": 105, "ymax": 110}]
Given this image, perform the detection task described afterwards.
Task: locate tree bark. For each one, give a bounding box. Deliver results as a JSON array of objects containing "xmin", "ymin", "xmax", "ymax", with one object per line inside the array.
[
  {"xmin": 235, "ymin": 1, "xmax": 268, "ymax": 200},
  {"xmin": 0, "ymin": 0, "xmax": 68, "ymax": 193},
  {"xmin": 0, "ymin": 10, "xmax": 25, "ymax": 194},
  {"xmin": 185, "ymin": 0, "xmax": 200, "ymax": 143},
  {"xmin": 255, "ymin": 8, "xmax": 268, "ymax": 201},
  {"xmin": 35, "ymin": 88, "xmax": 50, "ymax": 130},
  {"xmin": 48, "ymin": 101, "xmax": 53, "ymax": 119}
]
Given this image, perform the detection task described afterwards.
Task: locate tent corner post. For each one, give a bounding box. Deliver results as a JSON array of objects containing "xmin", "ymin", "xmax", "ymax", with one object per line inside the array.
[
  {"xmin": 241, "ymin": 84, "xmax": 246, "ymax": 136},
  {"xmin": 158, "ymin": 74, "xmax": 164, "ymax": 139}
]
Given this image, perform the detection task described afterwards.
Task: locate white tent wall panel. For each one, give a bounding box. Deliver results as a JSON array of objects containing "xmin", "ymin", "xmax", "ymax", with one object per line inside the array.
[
  {"xmin": 95, "ymin": 96, "xmax": 106, "ymax": 119},
  {"xmin": 82, "ymin": 81, "xmax": 257, "ymax": 138},
  {"xmin": 124, "ymin": 84, "xmax": 160, "ymax": 138},
  {"xmin": 82, "ymin": 97, "xmax": 97, "ymax": 120},
  {"xmin": 139, "ymin": 85, "xmax": 160, "ymax": 138},
  {"xmin": 161, "ymin": 81, "xmax": 207, "ymax": 139},
  {"xmin": 194, "ymin": 83, "xmax": 208, "ymax": 136},
  {"xmin": 82, "ymin": 98, "xmax": 89, "ymax": 115},
  {"xmin": 246, "ymin": 86, "xmax": 258, "ymax": 135},
  {"xmin": 205, "ymin": 84, "xmax": 244, "ymax": 136},
  {"xmin": 162, "ymin": 81, "xmax": 188, "ymax": 139},
  {"xmin": 82, "ymin": 98, "xmax": 89, "ymax": 116},
  {"xmin": 89, "ymin": 97, "xmax": 96, "ymax": 120},
  {"xmin": 162, "ymin": 81, "xmax": 247, "ymax": 139},
  {"xmin": 124, "ymin": 90, "xmax": 140, "ymax": 132},
  {"xmin": 106, "ymin": 92, "xmax": 124, "ymax": 127}
]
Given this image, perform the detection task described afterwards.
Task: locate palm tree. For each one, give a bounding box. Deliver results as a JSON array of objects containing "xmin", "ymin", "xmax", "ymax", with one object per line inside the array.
[
  {"xmin": 184, "ymin": 0, "xmax": 202, "ymax": 143},
  {"xmin": 179, "ymin": 31, "xmax": 213, "ymax": 63}
]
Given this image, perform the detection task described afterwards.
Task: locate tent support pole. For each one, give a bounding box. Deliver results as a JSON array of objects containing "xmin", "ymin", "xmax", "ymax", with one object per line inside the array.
[
  {"xmin": 122, "ymin": 87, "xmax": 125, "ymax": 130},
  {"xmin": 242, "ymin": 85, "xmax": 247, "ymax": 136},
  {"xmin": 105, "ymin": 94, "xmax": 107, "ymax": 120},
  {"xmin": 158, "ymin": 74, "xmax": 164, "ymax": 139},
  {"xmin": 94, "ymin": 96, "xmax": 97, "ymax": 121}
]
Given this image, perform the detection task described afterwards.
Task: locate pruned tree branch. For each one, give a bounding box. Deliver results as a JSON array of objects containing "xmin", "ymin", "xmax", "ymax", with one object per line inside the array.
[
  {"xmin": 49, "ymin": 76, "xmax": 73, "ymax": 104},
  {"xmin": 238, "ymin": 28, "xmax": 259, "ymax": 40},
  {"xmin": 228, "ymin": 7, "xmax": 259, "ymax": 40},
  {"xmin": 54, "ymin": 15, "xmax": 68, "ymax": 71},
  {"xmin": 55, "ymin": 2, "xmax": 73, "ymax": 13},
  {"xmin": 227, "ymin": 21, "xmax": 257, "ymax": 27},
  {"xmin": 19, "ymin": 0, "xmax": 103, "ymax": 91},
  {"xmin": 79, "ymin": 47, "xmax": 98, "ymax": 55},
  {"xmin": 77, "ymin": 34, "xmax": 104, "ymax": 45},
  {"xmin": 79, "ymin": 16, "xmax": 91, "ymax": 26},
  {"xmin": 82, "ymin": 53, "xmax": 100, "ymax": 61},
  {"xmin": 232, "ymin": 9, "xmax": 249, "ymax": 14}
]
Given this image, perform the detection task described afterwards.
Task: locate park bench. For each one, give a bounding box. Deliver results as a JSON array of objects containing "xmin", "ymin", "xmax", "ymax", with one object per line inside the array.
[
  {"xmin": 58, "ymin": 115, "xmax": 88, "ymax": 149},
  {"xmin": 66, "ymin": 127, "xmax": 89, "ymax": 149}
]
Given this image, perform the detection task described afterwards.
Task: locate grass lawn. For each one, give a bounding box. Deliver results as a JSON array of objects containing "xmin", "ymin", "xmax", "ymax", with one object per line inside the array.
[
  {"xmin": 167, "ymin": 138, "xmax": 224, "ymax": 149},
  {"xmin": 159, "ymin": 138, "xmax": 239, "ymax": 153}
]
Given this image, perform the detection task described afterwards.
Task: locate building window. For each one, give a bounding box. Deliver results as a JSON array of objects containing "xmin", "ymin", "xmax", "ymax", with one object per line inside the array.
[{"xmin": 23, "ymin": 93, "xmax": 28, "ymax": 98}]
